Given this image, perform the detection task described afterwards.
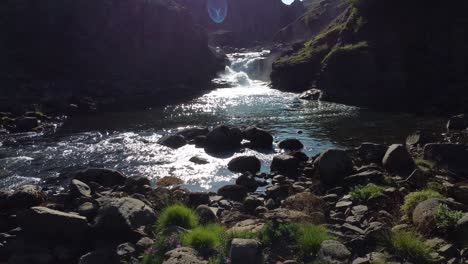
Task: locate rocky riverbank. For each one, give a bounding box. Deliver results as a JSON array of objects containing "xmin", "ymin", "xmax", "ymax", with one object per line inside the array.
[{"xmin": 1, "ymin": 115, "xmax": 468, "ymax": 264}]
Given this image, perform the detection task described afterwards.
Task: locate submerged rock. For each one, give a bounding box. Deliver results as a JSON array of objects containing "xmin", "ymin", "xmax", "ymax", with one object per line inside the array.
[
  {"xmin": 189, "ymin": 156, "xmax": 209, "ymax": 164},
  {"xmin": 228, "ymin": 156, "xmax": 261, "ymax": 173},
  {"xmin": 278, "ymin": 139, "xmax": 304, "ymax": 151}
]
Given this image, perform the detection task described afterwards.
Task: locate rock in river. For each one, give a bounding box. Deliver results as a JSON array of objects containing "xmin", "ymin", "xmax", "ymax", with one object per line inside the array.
[
  {"xmin": 228, "ymin": 156, "xmax": 261, "ymax": 173},
  {"xmin": 278, "ymin": 139, "xmax": 304, "ymax": 151},
  {"xmin": 243, "ymin": 126, "xmax": 273, "ymax": 149},
  {"xmin": 158, "ymin": 135, "xmax": 187, "ymax": 149},
  {"xmin": 205, "ymin": 125, "xmax": 243, "ymax": 152}
]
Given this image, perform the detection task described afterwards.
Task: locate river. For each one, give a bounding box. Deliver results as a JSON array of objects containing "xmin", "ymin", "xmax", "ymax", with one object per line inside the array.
[{"xmin": 0, "ymin": 50, "xmax": 444, "ymax": 191}]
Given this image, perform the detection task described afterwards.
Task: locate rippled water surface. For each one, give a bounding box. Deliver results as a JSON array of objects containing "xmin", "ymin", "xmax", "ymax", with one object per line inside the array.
[{"xmin": 0, "ymin": 51, "xmax": 445, "ymax": 191}]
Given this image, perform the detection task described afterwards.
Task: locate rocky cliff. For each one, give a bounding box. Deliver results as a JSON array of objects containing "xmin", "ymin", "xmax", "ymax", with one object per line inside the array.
[{"xmin": 271, "ymin": 0, "xmax": 468, "ymax": 113}]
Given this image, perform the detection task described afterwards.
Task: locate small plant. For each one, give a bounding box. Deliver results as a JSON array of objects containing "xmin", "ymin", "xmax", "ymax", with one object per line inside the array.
[
  {"xmin": 157, "ymin": 204, "xmax": 199, "ymax": 231},
  {"xmin": 297, "ymin": 224, "xmax": 330, "ymax": 255},
  {"xmin": 142, "ymin": 233, "xmax": 181, "ymax": 264},
  {"xmin": 259, "ymin": 221, "xmax": 299, "ymax": 245},
  {"xmin": 435, "ymin": 204, "xmax": 464, "ymax": 232},
  {"xmin": 415, "ymin": 159, "xmax": 435, "ymax": 170},
  {"xmin": 401, "ymin": 190, "xmax": 443, "ymax": 214},
  {"xmin": 350, "ymin": 184, "xmax": 386, "ymax": 201},
  {"xmin": 385, "ymin": 229, "xmax": 433, "ymax": 264},
  {"xmin": 181, "ymin": 224, "xmax": 225, "ymax": 257},
  {"xmin": 426, "ymin": 181, "xmax": 443, "ymax": 192}
]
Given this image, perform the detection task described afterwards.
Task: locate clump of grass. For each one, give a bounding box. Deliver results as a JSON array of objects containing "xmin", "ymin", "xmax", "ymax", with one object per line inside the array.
[
  {"xmin": 259, "ymin": 221, "xmax": 299, "ymax": 245},
  {"xmin": 350, "ymin": 184, "xmax": 386, "ymax": 201},
  {"xmin": 415, "ymin": 159, "xmax": 435, "ymax": 170},
  {"xmin": 385, "ymin": 229, "xmax": 433, "ymax": 264},
  {"xmin": 297, "ymin": 224, "xmax": 331, "ymax": 255},
  {"xmin": 401, "ymin": 190, "xmax": 444, "ymax": 214},
  {"xmin": 142, "ymin": 233, "xmax": 181, "ymax": 264},
  {"xmin": 435, "ymin": 204, "xmax": 464, "ymax": 232},
  {"xmin": 426, "ymin": 181, "xmax": 443, "ymax": 192},
  {"xmin": 157, "ymin": 204, "xmax": 199, "ymax": 231},
  {"xmin": 181, "ymin": 224, "xmax": 225, "ymax": 257}
]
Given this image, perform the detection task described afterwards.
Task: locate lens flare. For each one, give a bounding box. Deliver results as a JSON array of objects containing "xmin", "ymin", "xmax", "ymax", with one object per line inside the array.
[{"xmin": 207, "ymin": 0, "xmax": 228, "ymax": 24}]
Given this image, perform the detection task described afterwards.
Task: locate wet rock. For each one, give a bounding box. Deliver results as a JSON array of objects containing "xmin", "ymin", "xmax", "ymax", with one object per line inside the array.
[
  {"xmin": 188, "ymin": 192, "xmax": 210, "ymax": 207},
  {"xmin": 7, "ymin": 185, "xmax": 46, "ymax": 210},
  {"xmin": 123, "ymin": 176, "xmax": 151, "ymax": 194},
  {"xmin": 205, "ymin": 125, "xmax": 243, "ymax": 152},
  {"xmin": 217, "ymin": 185, "xmax": 248, "ymax": 202},
  {"xmin": 228, "ymin": 156, "xmax": 261, "ymax": 173},
  {"xmin": 282, "ymin": 192, "xmax": 325, "ymax": 215},
  {"xmin": 356, "ymin": 143, "xmax": 387, "ymax": 164},
  {"xmin": 162, "ymin": 247, "xmax": 207, "ymax": 264},
  {"xmin": 189, "ymin": 156, "xmax": 209, "ymax": 164},
  {"xmin": 196, "ymin": 205, "xmax": 217, "ymax": 225},
  {"xmin": 177, "ymin": 127, "xmax": 209, "ymax": 140},
  {"xmin": 318, "ymin": 240, "xmax": 351, "ymax": 264},
  {"xmin": 243, "ymin": 196, "xmax": 263, "ymax": 213},
  {"xmin": 299, "ymin": 89, "xmax": 322, "ymax": 100},
  {"xmin": 423, "ymin": 143, "xmax": 468, "ymax": 176},
  {"xmin": 243, "ymin": 126, "xmax": 273, "ymax": 149},
  {"xmin": 382, "ymin": 144, "xmax": 415, "ymax": 175},
  {"xmin": 157, "ymin": 135, "xmax": 187, "ymax": 149},
  {"xmin": 18, "ymin": 206, "xmax": 89, "ymax": 239},
  {"xmin": 14, "ymin": 117, "xmax": 39, "ymax": 132},
  {"xmin": 270, "ymin": 155, "xmax": 302, "ymax": 177},
  {"xmin": 447, "ymin": 114, "xmax": 468, "ymax": 130},
  {"xmin": 157, "ymin": 176, "xmax": 183, "ymax": 187},
  {"xmin": 412, "ymin": 198, "xmax": 443, "ymax": 233},
  {"xmin": 278, "ymin": 139, "xmax": 304, "ymax": 151},
  {"xmin": 230, "ymin": 238, "xmax": 261, "ymax": 264},
  {"xmin": 73, "ymin": 168, "xmax": 126, "ymax": 188},
  {"xmin": 69, "ymin": 179, "xmax": 92, "ymax": 198},
  {"xmin": 314, "ymin": 149, "xmax": 354, "ymax": 187},
  {"xmin": 93, "ymin": 197, "xmax": 156, "ymax": 239},
  {"xmin": 236, "ymin": 173, "xmax": 259, "ymax": 192},
  {"xmin": 344, "ymin": 170, "xmax": 384, "ymax": 186}
]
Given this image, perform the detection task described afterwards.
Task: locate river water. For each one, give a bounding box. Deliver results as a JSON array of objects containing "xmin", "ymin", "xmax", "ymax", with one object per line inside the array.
[{"xmin": 0, "ymin": 50, "xmax": 444, "ymax": 191}]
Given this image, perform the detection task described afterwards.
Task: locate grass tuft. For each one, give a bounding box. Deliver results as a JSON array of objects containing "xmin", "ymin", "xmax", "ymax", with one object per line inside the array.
[
  {"xmin": 385, "ymin": 229, "xmax": 433, "ymax": 264},
  {"xmin": 350, "ymin": 184, "xmax": 386, "ymax": 201},
  {"xmin": 435, "ymin": 204, "xmax": 464, "ymax": 232},
  {"xmin": 401, "ymin": 190, "xmax": 443, "ymax": 214},
  {"xmin": 157, "ymin": 204, "xmax": 199, "ymax": 231},
  {"xmin": 297, "ymin": 224, "xmax": 331, "ymax": 255},
  {"xmin": 181, "ymin": 224, "xmax": 225, "ymax": 257}
]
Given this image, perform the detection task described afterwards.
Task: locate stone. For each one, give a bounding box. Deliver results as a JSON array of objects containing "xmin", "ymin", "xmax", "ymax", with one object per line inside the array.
[
  {"xmin": 177, "ymin": 127, "xmax": 209, "ymax": 140},
  {"xmin": 424, "ymin": 143, "xmax": 468, "ymax": 176},
  {"xmin": 7, "ymin": 185, "xmax": 45, "ymax": 210},
  {"xmin": 318, "ymin": 240, "xmax": 352, "ymax": 264},
  {"xmin": 228, "ymin": 156, "xmax": 261, "ymax": 173},
  {"xmin": 265, "ymin": 184, "xmax": 290, "ymax": 201},
  {"xmin": 299, "ymin": 88, "xmax": 322, "ymax": 100},
  {"xmin": 69, "ymin": 179, "xmax": 92, "ymax": 198},
  {"xmin": 73, "ymin": 168, "xmax": 126, "ymax": 188},
  {"xmin": 344, "ymin": 170, "xmax": 384, "ymax": 186},
  {"xmin": 278, "ymin": 139, "xmax": 304, "ymax": 151},
  {"xmin": 447, "ymin": 114, "xmax": 468, "ymax": 130},
  {"xmin": 270, "ymin": 155, "xmax": 301, "ymax": 177},
  {"xmin": 162, "ymin": 247, "xmax": 207, "ymax": 264},
  {"xmin": 188, "ymin": 192, "xmax": 210, "ymax": 207},
  {"xmin": 236, "ymin": 173, "xmax": 259, "ymax": 192},
  {"xmin": 93, "ymin": 197, "xmax": 156, "ymax": 239},
  {"xmin": 229, "ymin": 238, "xmax": 261, "ymax": 264},
  {"xmin": 263, "ymin": 208, "xmax": 324, "ymax": 224},
  {"xmin": 382, "ymin": 144, "xmax": 415, "ymax": 174},
  {"xmin": 124, "ymin": 176, "xmax": 151, "ymax": 193},
  {"xmin": 196, "ymin": 205, "xmax": 217, "ymax": 225},
  {"xmin": 456, "ymin": 213, "xmax": 468, "ymax": 243},
  {"xmin": 227, "ymin": 219, "xmax": 265, "ymax": 234},
  {"xmin": 313, "ymin": 149, "xmax": 354, "ymax": 187},
  {"xmin": 78, "ymin": 249, "xmax": 119, "ymax": 264},
  {"xmin": 77, "ymin": 202, "xmax": 98, "ymax": 219},
  {"xmin": 243, "ymin": 126, "xmax": 273, "ymax": 149},
  {"xmin": 18, "ymin": 206, "xmax": 89, "ymax": 239},
  {"xmin": 205, "ymin": 125, "xmax": 243, "ymax": 152},
  {"xmin": 448, "ymin": 182, "xmax": 468, "ymax": 205},
  {"xmin": 217, "ymin": 185, "xmax": 248, "ymax": 202},
  {"xmin": 243, "ymin": 196, "xmax": 263, "ymax": 213},
  {"xmin": 189, "ymin": 156, "xmax": 209, "ymax": 164},
  {"xmin": 356, "ymin": 143, "xmax": 387, "ymax": 164},
  {"xmin": 157, "ymin": 176, "xmax": 183, "ymax": 187},
  {"xmin": 14, "ymin": 117, "xmax": 39, "ymax": 132},
  {"xmin": 412, "ymin": 198, "xmax": 442, "ymax": 233},
  {"xmin": 157, "ymin": 135, "xmax": 187, "ymax": 149},
  {"xmin": 406, "ymin": 130, "xmax": 435, "ymax": 146},
  {"xmin": 405, "ymin": 169, "xmax": 428, "ymax": 188},
  {"xmin": 282, "ymin": 192, "xmax": 325, "ymax": 215},
  {"xmin": 136, "ymin": 237, "xmax": 154, "ymax": 254}
]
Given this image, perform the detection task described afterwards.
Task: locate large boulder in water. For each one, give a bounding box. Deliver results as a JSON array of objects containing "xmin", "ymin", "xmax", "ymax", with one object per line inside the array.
[
  {"xmin": 243, "ymin": 126, "xmax": 273, "ymax": 149},
  {"xmin": 228, "ymin": 156, "xmax": 261, "ymax": 173},
  {"xmin": 157, "ymin": 135, "xmax": 187, "ymax": 149},
  {"xmin": 382, "ymin": 144, "xmax": 415, "ymax": 175},
  {"xmin": 205, "ymin": 125, "xmax": 242, "ymax": 152},
  {"xmin": 313, "ymin": 149, "xmax": 354, "ymax": 187},
  {"xmin": 73, "ymin": 168, "xmax": 126, "ymax": 188},
  {"xmin": 278, "ymin": 139, "xmax": 304, "ymax": 151},
  {"xmin": 270, "ymin": 154, "xmax": 302, "ymax": 177}
]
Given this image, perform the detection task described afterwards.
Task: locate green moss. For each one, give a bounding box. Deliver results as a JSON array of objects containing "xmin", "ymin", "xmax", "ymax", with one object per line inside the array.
[
  {"xmin": 181, "ymin": 224, "xmax": 225, "ymax": 257},
  {"xmin": 297, "ymin": 224, "xmax": 331, "ymax": 255},
  {"xmin": 350, "ymin": 184, "xmax": 386, "ymax": 201},
  {"xmin": 322, "ymin": 41, "xmax": 369, "ymax": 64},
  {"xmin": 157, "ymin": 204, "xmax": 199, "ymax": 231},
  {"xmin": 415, "ymin": 159, "xmax": 435, "ymax": 170},
  {"xmin": 385, "ymin": 229, "xmax": 433, "ymax": 263},
  {"xmin": 401, "ymin": 190, "xmax": 444, "ymax": 214},
  {"xmin": 435, "ymin": 204, "xmax": 464, "ymax": 232}
]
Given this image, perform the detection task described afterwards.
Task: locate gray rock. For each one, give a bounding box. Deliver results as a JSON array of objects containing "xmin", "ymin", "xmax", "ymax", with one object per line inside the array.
[
  {"xmin": 70, "ymin": 179, "xmax": 92, "ymax": 198},
  {"xmin": 188, "ymin": 192, "xmax": 210, "ymax": 207},
  {"xmin": 412, "ymin": 198, "xmax": 443, "ymax": 233},
  {"xmin": 205, "ymin": 125, "xmax": 242, "ymax": 152},
  {"xmin": 405, "ymin": 169, "xmax": 428, "ymax": 188},
  {"xmin": 78, "ymin": 249, "xmax": 119, "ymax": 264},
  {"xmin": 162, "ymin": 247, "xmax": 208, "ymax": 264},
  {"xmin": 228, "ymin": 156, "xmax": 261, "ymax": 173},
  {"xmin": 243, "ymin": 126, "xmax": 273, "ymax": 149},
  {"xmin": 314, "ymin": 149, "xmax": 354, "ymax": 187},
  {"xmin": 7, "ymin": 185, "xmax": 45, "ymax": 210},
  {"xmin": 382, "ymin": 144, "xmax": 415, "ymax": 174},
  {"xmin": 77, "ymin": 202, "xmax": 98, "ymax": 219},
  {"xmin": 123, "ymin": 176, "xmax": 151, "ymax": 194},
  {"xmin": 217, "ymin": 185, "xmax": 248, "ymax": 202},
  {"xmin": 73, "ymin": 168, "xmax": 126, "ymax": 188},
  {"xmin": 229, "ymin": 238, "xmax": 261, "ymax": 264},
  {"xmin": 270, "ymin": 155, "xmax": 301, "ymax": 177},
  {"xmin": 196, "ymin": 205, "xmax": 217, "ymax": 225},
  {"xmin": 189, "ymin": 156, "xmax": 209, "ymax": 164},
  {"xmin": 318, "ymin": 240, "xmax": 352, "ymax": 264},
  {"xmin": 344, "ymin": 170, "xmax": 384, "ymax": 186},
  {"xmin": 357, "ymin": 143, "xmax": 387, "ymax": 164},
  {"xmin": 456, "ymin": 213, "xmax": 468, "ymax": 243},
  {"xmin": 263, "ymin": 208, "xmax": 324, "ymax": 224},
  {"xmin": 282, "ymin": 192, "xmax": 325, "ymax": 215},
  {"xmin": 243, "ymin": 196, "xmax": 263, "ymax": 213},
  {"xmin": 136, "ymin": 237, "xmax": 154, "ymax": 254},
  {"xmin": 227, "ymin": 219, "xmax": 266, "ymax": 234},
  {"xmin": 278, "ymin": 139, "xmax": 304, "ymax": 151},
  {"xmin": 448, "ymin": 182, "xmax": 468, "ymax": 205},
  {"xmin": 157, "ymin": 135, "xmax": 187, "ymax": 149}
]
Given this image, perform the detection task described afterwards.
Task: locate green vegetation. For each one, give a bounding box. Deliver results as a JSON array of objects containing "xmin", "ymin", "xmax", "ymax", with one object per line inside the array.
[
  {"xmin": 259, "ymin": 221, "xmax": 300, "ymax": 245},
  {"xmin": 415, "ymin": 159, "xmax": 435, "ymax": 170},
  {"xmin": 426, "ymin": 181, "xmax": 443, "ymax": 192},
  {"xmin": 157, "ymin": 204, "xmax": 199, "ymax": 231},
  {"xmin": 142, "ymin": 234, "xmax": 181, "ymax": 264},
  {"xmin": 322, "ymin": 41, "xmax": 369, "ymax": 64},
  {"xmin": 401, "ymin": 190, "xmax": 444, "ymax": 214},
  {"xmin": 370, "ymin": 260, "xmax": 387, "ymax": 264},
  {"xmin": 435, "ymin": 204, "xmax": 464, "ymax": 232},
  {"xmin": 181, "ymin": 224, "xmax": 225, "ymax": 256},
  {"xmin": 350, "ymin": 183, "xmax": 386, "ymax": 201},
  {"xmin": 385, "ymin": 229, "xmax": 433, "ymax": 264},
  {"xmin": 297, "ymin": 224, "xmax": 331, "ymax": 255}
]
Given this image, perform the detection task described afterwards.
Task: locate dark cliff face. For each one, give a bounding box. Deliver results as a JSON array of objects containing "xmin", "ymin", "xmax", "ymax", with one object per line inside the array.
[
  {"xmin": 0, "ymin": 0, "xmax": 225, "ymax": 104},
  {"xmin": 271, "ymin": 0, "xmax": 468, "ymax": 113},
  {"xmin": 175, "ymin": 0, "xmax": 306, "ymax": 47}
]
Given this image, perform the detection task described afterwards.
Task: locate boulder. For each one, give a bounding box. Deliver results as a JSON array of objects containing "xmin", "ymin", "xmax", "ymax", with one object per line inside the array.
[
  {"xmin": 229, "ymin": 238, "xmax": 261, "ymax": 264},
  {"xmin": 448, "ymin": 182, "xmax": 468, "ymax": 205},
  {"xmin": 123, "ymin": 176, "xmax": 151, "ymax": 194},
  {"xmin": 270, "ymin": 155, "xmax": 302, "ymax": 177},
  {"xmin": 278, "ymin": 139, "xmax": 304, "ymax": 151},
  {"xmin": 318, "ymin": 240, "xmax": 352, "ymax": 264},
  {"xmin": 195, "ymin": 205, "xmax": 217, "ymax": 225},
  {"xmin": 356, "ymin": 143, "xmax": 387, "ymax": 164},
  {"xmin": 412, "ymin": 198, "xmax": 442, "ymax": 233},
  {"xmin": 187, "ymin": 192, "xmax": 210, "ymax": 208},
  {"xmin": 73, "ymin": 168, "xmax": 126, "ymax": 188},
  {"xmin": 227, "ymin": 219, "xmax": 265, "ymax": 234},
  {"xmin": 236, "ymin": 173, "xmax": 259, "ymax": 192},
  {"xmin": 344, "ymin": 170, "xmax": 384, "ymax": 186},
  {"xmin": 243, "ymin": 196, "xmax": 263, "ymax": 213},
  {"xmin": 299, "ymin": 89, "xmax": 322, "ymax": 100},
  {"xmin": 157, "ymin": 135, "xmax": 187, "ymax": 149},
  {"xmin": 93, "ymin": 197, "xmax": 156, "ymax": 239},
  {"xmin": 217, "ymin": 185, "xmax": 248, "ymax": 202},
  {"xmin": 228, "ymin": 156, "xmax": 261, "ymax": 173},
  {"xmin": 157, "ymin": 176, "xmax": 183, "ymax": 187},
  {"xmin": 14, "ymin": 117, "xmax": 39, "ymax": 132},
  {"xmin": 406, "ymin": 131, "xmax": 436, "ymax": 147},
  {"xmin": 162, "ymin": 247, "xmax": 207, "ymax": 264},
  {"xmin": 313, "ymin": 149, "xmax": 354, "ymax": 187},
  {"xmin": 69, "ymin": 179, "xmax": 92, "ymax": 198},
  {"xmin": 456, "ymin": 213, "xmax": 468, "ymax": 243},
  {"xmin": 282, "ymin": 192, "xmax": 325, "ymax": 215},
  {"xmin": 405, "ymin": 169, "xmax": 428, "ymax": 189},
  {"xmin": 263, "ymin": 208, "xmax": 324, "ymax": 224},
  {"xmin": 7, "ymin": 185, "xmax": 45, "ymax": 210},
  {"xmin": 447, "ymin": 114, "xmax": 468, "ymax": 130},
  {"xmin": 243, "ymin": 126, "xmax": 273, "ymax": 149},
  {"xmin": 205, "ymin": 125, "xmax": 242, "ymax": 152},
  {"xmin": 177, "ymin": 127, "xmax": 209, "ymax": 141},
  {"xmin": 189, "ymin": 156, "xmax": 209, "ymax": 165},
  {"xmin": 382, "ymin": 144, "xmax": 415, "ymax": 174},
  {"xmin": 423, "ymin": 143, "xmax": 468, "ymax": 176},
  {"xmin": 18, "ymin": 206, "xmax": 89, "ymax": 239}
]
